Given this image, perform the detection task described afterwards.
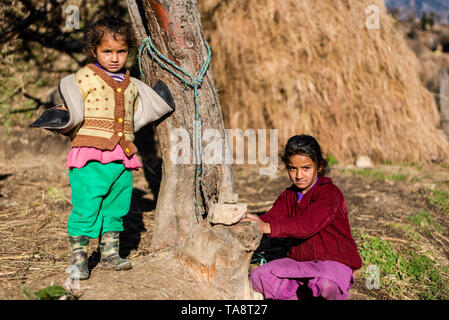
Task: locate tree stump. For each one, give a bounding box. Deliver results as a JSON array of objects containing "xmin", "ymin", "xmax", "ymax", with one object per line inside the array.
[{"xmin": 127, "ymin": 0, "xmax": 262, "ymax": 299}]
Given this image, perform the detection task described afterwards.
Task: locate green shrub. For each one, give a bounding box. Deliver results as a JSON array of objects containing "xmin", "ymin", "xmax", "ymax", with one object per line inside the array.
[
  {"xmin": 326, "ymin": 155, "xmax": 338, "ymax": 166},
  {"xmin": 407, "ymin": 210, "xmax": 434, "ymax": 228},
  {"xmin": 359, "ymin": 235, "xmax": 399, "ymax": 277},
  {"xmin": 388, "ymin": 173, "xmax": 408, "ymax": 181},
  {"xmin": 358, "ymin": 233, "xmax": 449, "ymax": 299},
  {"xmin": 23, "ymin": 285, "xmax": 77, "ymax": 300},
  {"xmin": 427, "ymin": 189, "xmax": 449, "ymax": 214}
]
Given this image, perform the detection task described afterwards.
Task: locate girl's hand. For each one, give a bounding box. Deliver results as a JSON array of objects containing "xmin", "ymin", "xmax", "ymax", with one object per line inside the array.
[{"xmin": 241, "ymin": 213, "xmax": 271, "ymax": 234}]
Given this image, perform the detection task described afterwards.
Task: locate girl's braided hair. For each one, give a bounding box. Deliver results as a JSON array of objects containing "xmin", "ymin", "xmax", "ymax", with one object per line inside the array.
[
  {"xmin": 281, "ymin": 134, "xmax": 329, "ymax": 176},
  {"xmin": 83, "ymin": 16, "xmax": 137, "ymax": 60}
]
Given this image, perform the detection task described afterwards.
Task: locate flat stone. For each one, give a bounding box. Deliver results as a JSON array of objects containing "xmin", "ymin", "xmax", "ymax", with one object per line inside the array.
[
  {"xmin": 356, "ymin": 155, "xmax": 374, "ymax": 169},
  {"xmin": 207, "ymin": 202, "xmax": 247, "ymax": 225}
]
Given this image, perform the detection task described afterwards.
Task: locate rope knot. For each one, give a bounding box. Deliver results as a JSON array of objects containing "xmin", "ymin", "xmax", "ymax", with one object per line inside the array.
[{"xmin": 193, "ymin": 79, "xmax": 202, "ymax": 88}]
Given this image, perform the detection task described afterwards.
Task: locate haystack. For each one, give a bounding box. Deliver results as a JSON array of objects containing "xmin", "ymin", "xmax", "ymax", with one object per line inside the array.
[{"xmin": 199, "ymin": 0, "xmax": 449, "ymax": 164}]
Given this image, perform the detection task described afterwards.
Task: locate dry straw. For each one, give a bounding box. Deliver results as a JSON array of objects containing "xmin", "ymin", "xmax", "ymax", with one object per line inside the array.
[{"xmin": 199, "ymin": 0, "xmax": 449, "ymax": 164}]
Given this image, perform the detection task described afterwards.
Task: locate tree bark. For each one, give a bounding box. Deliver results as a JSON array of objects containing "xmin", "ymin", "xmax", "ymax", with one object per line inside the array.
[{"xmin": 127, "ymin": 0, "xmax": 262, "ymax": 299}]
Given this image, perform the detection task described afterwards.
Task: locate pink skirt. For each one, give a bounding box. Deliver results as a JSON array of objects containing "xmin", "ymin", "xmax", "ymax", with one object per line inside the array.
[
  {"xmin": 250, "ymin": 258, "xmax": 354, "ymax": 300},
  {"xmin": 66, "ymin": 145, "xmax": 142, "ymax": 170}
]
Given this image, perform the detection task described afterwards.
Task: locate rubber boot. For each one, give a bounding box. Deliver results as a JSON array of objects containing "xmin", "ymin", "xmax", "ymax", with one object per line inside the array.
[
  {"xmin": 99, "ymin": 231, "xmax": 132, "ymax": 271},
  {"xmin": 69, "ymin": 236, "xmax": 90, "ymax": 280}
]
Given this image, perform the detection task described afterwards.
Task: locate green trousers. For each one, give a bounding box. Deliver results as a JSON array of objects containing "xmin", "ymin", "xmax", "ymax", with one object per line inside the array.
[{"xmin": 67, "ymin": 161, "xmax": 133, "ymax": 238}]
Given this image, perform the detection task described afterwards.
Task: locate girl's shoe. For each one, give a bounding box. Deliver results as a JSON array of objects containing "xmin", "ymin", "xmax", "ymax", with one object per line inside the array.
[
  {"xmin": 69, "ymin": 235, "xmax": 90, "ymax": 280},
  {"xmin": 99, "ymin": 231, "xmax": 132, "ymax": 271}
]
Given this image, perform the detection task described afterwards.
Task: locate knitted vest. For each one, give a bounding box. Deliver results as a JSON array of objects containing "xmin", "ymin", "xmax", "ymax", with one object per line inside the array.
[{"xmin": 72, "ymin": 64, "xmax": 138, "ymax": 157}]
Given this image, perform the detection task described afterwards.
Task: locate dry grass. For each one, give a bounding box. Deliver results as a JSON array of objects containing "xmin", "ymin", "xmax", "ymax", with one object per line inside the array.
[
  {"xmin": 199, "ymin": 0, "xmax": 449, "ymax": 164},
  {"xmin": 0, "ymin": 156, "xmax": 71, "ymax": 297}
]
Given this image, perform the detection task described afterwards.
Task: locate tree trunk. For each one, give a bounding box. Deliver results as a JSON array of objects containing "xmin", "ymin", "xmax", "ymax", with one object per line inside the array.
[{"xmin": 127, "ymin": 0, "xmax": 262, "ymax": 299}]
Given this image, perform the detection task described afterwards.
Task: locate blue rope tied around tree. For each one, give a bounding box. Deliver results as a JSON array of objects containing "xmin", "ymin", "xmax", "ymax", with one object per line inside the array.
[{"xmin": 138, "ymin": 36, "xmax": 212, "ymax": 222}]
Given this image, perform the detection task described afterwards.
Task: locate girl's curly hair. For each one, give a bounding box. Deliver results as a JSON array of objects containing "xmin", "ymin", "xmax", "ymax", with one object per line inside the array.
[{"xmin": 83, "ymin": 16, "xmax": 137, "ymax": 60}]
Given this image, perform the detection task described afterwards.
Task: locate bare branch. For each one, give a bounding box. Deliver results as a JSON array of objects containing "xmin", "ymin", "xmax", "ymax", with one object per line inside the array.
[{"xmin": 0, "ymin": 0, "xmax": 67, "ymax": 45}]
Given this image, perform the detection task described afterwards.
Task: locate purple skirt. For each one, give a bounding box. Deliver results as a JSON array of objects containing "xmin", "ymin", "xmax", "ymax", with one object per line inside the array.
[{"xmin": 250, "ymin": 258, "xmax": 354, "ymax": 300}]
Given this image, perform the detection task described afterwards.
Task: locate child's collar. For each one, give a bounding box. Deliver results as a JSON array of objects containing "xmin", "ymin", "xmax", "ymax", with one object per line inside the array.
[
  {"xmin": 296, "ymin": 177, "xmax": 320, "ymax": 201},
  {"xmin": 94, "ymin": 63, "xmax": 126, "ymax": 74},
  {"xmin": 86, "ymin": 63, "xmax": 131, "ymax": 91}
]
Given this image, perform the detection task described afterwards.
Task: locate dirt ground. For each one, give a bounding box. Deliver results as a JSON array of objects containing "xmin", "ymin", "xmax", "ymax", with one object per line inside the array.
[{"xmin": 0, "ymin": 126, "xmax": 448, "ymax": 300}]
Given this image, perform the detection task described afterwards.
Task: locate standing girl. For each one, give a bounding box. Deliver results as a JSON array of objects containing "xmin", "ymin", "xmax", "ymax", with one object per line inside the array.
[
  {"xmin": 32, "ymin": 16, "xmax": 174, "ymax": 280},
  {"xmin": 242, "ymin": 135, "xmax": 362, "ymax": 300}
]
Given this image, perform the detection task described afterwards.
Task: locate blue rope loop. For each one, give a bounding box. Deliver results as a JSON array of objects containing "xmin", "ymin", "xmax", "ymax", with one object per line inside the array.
[
  {"xmin": 138, "ymin": 37, "xmax": 211, "ymax": 92},
  {"xmin": 138, "ymin": 35, "xmax": 212, "ymax": 222},
  {"xmin": 250, "ymin": 253, "xmax": 267, "ymax": 266}
]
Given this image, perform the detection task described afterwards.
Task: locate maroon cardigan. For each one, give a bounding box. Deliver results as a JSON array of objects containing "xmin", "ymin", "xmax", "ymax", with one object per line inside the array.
[{"xmin": 260, "ymin": 176, "xmax": 362, "ymax": 270}]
